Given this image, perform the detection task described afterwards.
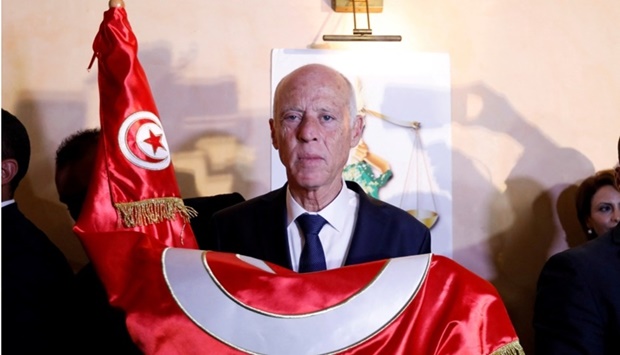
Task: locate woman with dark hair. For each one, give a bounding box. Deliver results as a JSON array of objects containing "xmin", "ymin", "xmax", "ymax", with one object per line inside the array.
[
  {"xmin": 535, "ymin": 137, "xmax": 620, "ymax": 354},
  {"xmin": 575, "ymin": 169, "xmax": 620, "ymax": 239}
]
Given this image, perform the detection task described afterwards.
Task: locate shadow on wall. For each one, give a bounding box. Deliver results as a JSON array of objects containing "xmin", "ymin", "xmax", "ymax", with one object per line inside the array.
[
  {"xmin": 139, "ymin": 43, "xmax": 239, "ymax": 123},
  {"xmin": 173, "ymin": 131, "xmax": 255, "ymax": 200},
  {"xmin": 10, "ymin": 43, "xmax": 266, "ymax": 272},
  {"xmin": 13, "ymin": 94, "xmax": 91, "ymax": 271},
  {"xmin": 138, "ymin": 43, "xmax": 266, "ymax": 200},
  {"xmin": 451, "ymin": 83, "xmax": 594, "ymax": 354}
]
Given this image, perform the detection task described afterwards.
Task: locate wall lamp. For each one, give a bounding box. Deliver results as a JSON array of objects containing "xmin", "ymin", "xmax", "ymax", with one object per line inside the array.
[{"xmin": 323, "ymin": 0, "xmax": 402, "ymax": 42}]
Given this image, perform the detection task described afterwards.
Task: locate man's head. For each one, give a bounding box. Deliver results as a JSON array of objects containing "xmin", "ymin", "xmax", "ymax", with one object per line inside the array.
[
  {"xmin": 269, "ymin": 64, "xmax": 364, "ymax": 201},
  {"xmin": 2, "ymin": 109, "xmax": 31, "ymax": 201},
  {"xmin": 55, "ymin": 128, "xmax": 100, "ymax": 221}
]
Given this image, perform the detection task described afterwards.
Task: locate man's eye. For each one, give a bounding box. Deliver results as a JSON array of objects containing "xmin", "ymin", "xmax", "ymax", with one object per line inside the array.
[
  {"xmin": 284, "ymin": 114, "xmax": 300, "ymax": 121},
  {"xmin": 321, "ymin": 115, "xmax": 335, "ymax": 121}
]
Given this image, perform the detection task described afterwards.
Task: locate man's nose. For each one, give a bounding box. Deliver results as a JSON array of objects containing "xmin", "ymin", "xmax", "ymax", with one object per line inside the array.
[{"xmin": 298, "ymin": 116, "xmax": 319, "ymax": 141}]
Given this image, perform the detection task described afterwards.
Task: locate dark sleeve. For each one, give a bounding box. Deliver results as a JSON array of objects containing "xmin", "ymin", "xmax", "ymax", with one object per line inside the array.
[
  {"xmin": 533, "ymin": 251, "xmax": 605, "ymax": 354},
  {"xmin": 420, "ymin": 227, "xmax": 431, "ymax": 254},
  {"xmin": 73, "ymin": 263, "xmax": 142, "ymax": 354},
  {"xmin": 2, "ymin": 249, "xmax": 79, "ymax": 354},
  {"xmin": 184, "ymin": 193, "xmax": 245, "ymax": 250}
]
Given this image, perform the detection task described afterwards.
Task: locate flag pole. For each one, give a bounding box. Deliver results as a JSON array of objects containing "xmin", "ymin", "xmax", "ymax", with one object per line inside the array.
[{"xmin": 109, "ymin": 0, "xmax": 124, "ymax": 8}]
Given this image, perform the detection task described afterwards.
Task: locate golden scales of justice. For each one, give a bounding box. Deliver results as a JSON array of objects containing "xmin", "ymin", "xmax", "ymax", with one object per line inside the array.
[{"xmin": 362, "ymin": 108, "xmax": 440, "ymax": 229}]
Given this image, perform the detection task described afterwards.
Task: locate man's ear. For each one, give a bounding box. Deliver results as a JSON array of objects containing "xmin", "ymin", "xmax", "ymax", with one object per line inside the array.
[
  {"xmin": 269, "ymin": 118, "xmax": 279, "ymax": 150},
  {"xmin": 350, "ymin": 114, "xmax": 365, "ymax": 148},
  {"xmin": 2, "ymin": 159, "xmax": 18, "ymax": 186}
]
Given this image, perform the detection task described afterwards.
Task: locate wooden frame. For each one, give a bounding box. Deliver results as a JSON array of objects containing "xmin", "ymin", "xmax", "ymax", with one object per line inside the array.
[{"xmin": 332, "ymin": 0, "xmax": 383, "ymax": 13}]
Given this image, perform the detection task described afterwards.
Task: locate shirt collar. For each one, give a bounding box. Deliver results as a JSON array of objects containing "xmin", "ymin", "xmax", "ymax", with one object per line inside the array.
[
  {"xmin": 1, "ymin": 199, "xmax": 15, "ymax": 208},
  {"xmin": 286, "ymin": 180, "xmax": 349, "ymax": 233}
]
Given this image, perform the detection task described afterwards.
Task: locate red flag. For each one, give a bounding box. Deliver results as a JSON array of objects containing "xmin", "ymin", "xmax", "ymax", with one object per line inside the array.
[
  {"xmin": 78, "ymin": 232, "xmax": 524, "ymax": 354},
  {"xmin": 73, "ymin": 4, "xmax": 523, "ymax": 354},
  {"xmin": 75, "ymin": 4, "xmax": 197, "ymax": 250}
]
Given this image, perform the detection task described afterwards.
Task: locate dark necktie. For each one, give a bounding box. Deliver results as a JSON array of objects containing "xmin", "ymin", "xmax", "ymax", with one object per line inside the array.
[{"xmin": 296, "ymin": 213, "xmax": 328, "ymax": 273}]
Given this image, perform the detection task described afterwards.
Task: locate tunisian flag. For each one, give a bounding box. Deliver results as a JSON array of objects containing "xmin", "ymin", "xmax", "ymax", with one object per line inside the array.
[
  {"xmin": 74, "ymin": 3, "xmax": 523, "ymax": 354},
  {"xmin": 75, "ymin": 2, "xmax": 197, "ymax": 250}
]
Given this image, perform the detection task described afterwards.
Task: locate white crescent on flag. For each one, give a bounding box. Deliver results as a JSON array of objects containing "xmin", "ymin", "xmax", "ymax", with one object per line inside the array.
[
  {"xmin": 118, "ymin": 110, "xmax": 171, "ymax": 170},
  {"xmin": 163, "ymin": 248, "xmax": 431, "ymax": 354}
]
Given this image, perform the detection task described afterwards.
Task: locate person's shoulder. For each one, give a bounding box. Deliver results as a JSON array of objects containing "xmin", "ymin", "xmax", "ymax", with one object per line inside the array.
[
  {"xmin": 213, "ymin": 188, "xmax": 284, "ymax": 217},
  {"xmin": 3, "ymin": 205, "xmax": 53, "ymax": 251},
  {"xmin": 2, "ymin": 202, "xmax": 24, "ymax": 226},
  {"xmin": 184, "ymin": 193, "xmax": 245, "ymax": 215},
  {"xmin": 348, "ymin": 181, "xmax": 428, "ymax": 228},
  {"xmin": 555, "ymin": 229, "xmax": 619, "ymax": 261},
  {"xmin": 2, "ymin": 204, "xmax": 72, "ymax": 272},
  {"xmin": 544, "ymin": 229, "xmax": 620, "ymax": 278}
]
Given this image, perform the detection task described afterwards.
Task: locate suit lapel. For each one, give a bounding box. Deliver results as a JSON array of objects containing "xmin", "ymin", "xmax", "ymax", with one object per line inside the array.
[
  {"xmin": 258, "ymin": 185, "xmax": 293, "ymax": 269},
  {"xmin": 344, "ymin": 181, "xmax": 384, "ymax": 266}
]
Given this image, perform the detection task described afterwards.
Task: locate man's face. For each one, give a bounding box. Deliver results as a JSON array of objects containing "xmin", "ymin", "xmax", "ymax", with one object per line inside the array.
[
  {"xmin": 270, "ymin": 66, "xmax": 363, "ymax": 195},
  {"xmin": 55, "ymin": 154, "xmax": 96, "ymax": 221}
]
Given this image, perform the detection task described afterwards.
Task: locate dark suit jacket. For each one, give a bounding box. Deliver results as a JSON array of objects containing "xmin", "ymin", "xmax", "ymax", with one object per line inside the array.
[
  {"xmin": 534, "ymin": 224, "xmax": 620, "ymax": 354},
  {"xmin": 209, "ymin": 181, "xmax": 431, "ymax": 269},
  {"xmin": 1, "ymin": 203, "xmax": 77, "ymax": 353},
  {"xmin": 184, "ymin": 193, "xmax": 245, "ymax": 250}
]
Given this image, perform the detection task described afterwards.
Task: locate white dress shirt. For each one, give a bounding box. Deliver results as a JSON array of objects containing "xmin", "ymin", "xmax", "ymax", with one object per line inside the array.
[
  {"xmin": 2, "ymin": 199, "xmax": 15, "ymax": 208},
  {"xmin": 286, "ymin": 181, "xmax": 359, "ymax": 272}
]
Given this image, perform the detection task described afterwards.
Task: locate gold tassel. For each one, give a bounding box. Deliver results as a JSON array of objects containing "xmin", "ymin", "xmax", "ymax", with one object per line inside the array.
[
  {"xmin": 491, "ymin": 340, "xmax": 525, "ymax": 355},
  {"xmin": 115, "ymin": 197, "xmax": 197, "ymax": 228}
]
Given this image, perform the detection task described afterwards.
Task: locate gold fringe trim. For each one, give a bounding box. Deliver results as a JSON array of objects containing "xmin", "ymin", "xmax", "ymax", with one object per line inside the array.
[
  {"xmin": 490, "ymin": 340, "xmax": 525, "ymax": 355},
  {"xmin": 115, "ymin": 197, "xmax": 198, "ymax": 228}
]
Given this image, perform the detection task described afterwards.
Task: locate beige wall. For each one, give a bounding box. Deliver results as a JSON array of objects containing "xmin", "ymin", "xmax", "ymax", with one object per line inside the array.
[{"xmin": 3, "ymin": 1, "xmax": 619, "ymax": 352}]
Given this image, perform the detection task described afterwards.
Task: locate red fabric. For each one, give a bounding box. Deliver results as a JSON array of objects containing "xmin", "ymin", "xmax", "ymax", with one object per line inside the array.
[
  {"xmin": 343, "ymin": 255, "xmax": 518, "ymax": 354},
  {"xmin": 79, "ymin": 228, "xmax": 520, "ymax": 354},
  {"xmin": 211, "ymin": 251, "xmax": 386, "ymax": 315},
  {"xmin": 74, "ymin": 6, "xmax": 521, "ymax": 354},
  {"xmin": 75, "ymin": 6, "xmax": 197, "ymax": 250}
]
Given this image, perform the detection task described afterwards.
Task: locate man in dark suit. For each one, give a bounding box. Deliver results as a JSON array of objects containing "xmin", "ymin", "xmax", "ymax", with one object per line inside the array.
[
  {"xmin": 2, "ymin": 109, "xmax": 77, "ymax": 353},
  {"xmin": 55, "ymin": 128, "xmax": 141, "ymax": 353},
  {"xmin": 534, "ymin": 135, "xmax": 620, "ymax": 354},
  {"xmin": 210, "ymin": 64, "xmax": 431, "ymax": 272}
]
